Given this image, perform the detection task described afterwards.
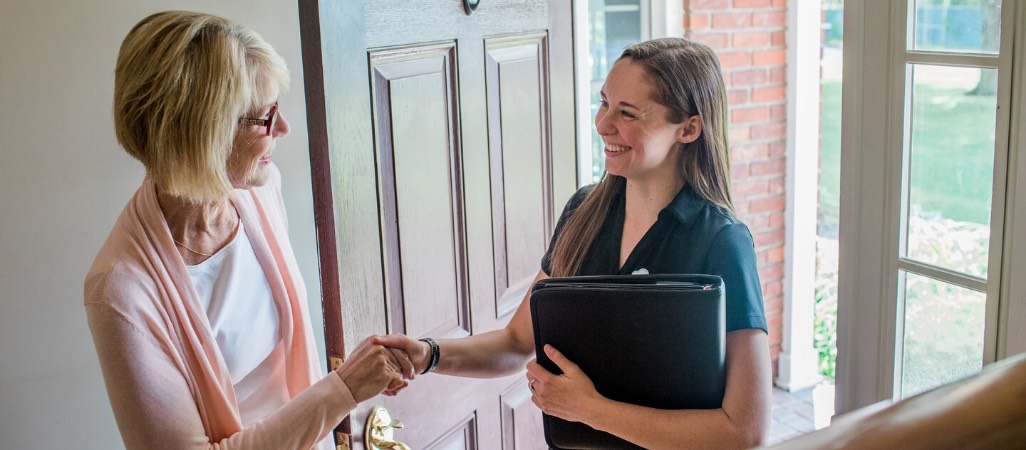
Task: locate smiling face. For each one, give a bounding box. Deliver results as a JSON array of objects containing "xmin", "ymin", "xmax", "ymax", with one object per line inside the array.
[
  {"xmin": 596, "ymin": 59, "xmax": 701, "ymax": 184},
  {"xmin": 226, "ymin": 83, "xmax": 290, "ymax": 190}
]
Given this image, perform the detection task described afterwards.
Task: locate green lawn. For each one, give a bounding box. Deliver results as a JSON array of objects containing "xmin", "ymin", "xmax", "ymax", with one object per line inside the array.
[
  {"xmin": 818, "ymin": 78, "xmax": 996, "ymax": 234},
  {"xmin": 909, "ymin": 80, "xmax": 996, "ymax": 225},
  {"xmin": 818, "ymin": 80, "xmax": 842, "ymax": 237},
  {"xmin": 815, "ymin": 75, "xmax": 996, "ymax": 382}
]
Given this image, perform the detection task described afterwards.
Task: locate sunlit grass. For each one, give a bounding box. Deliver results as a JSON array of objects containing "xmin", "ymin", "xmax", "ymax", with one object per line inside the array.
[{"xmin": 815, "ymin": 74, "xmax": 994, "ymax": 381}]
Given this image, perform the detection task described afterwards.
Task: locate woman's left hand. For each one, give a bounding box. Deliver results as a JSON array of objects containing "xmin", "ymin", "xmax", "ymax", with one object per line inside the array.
[{"xmin": 525, "ymin": 344, "xmax": 604, "ymax": 424}]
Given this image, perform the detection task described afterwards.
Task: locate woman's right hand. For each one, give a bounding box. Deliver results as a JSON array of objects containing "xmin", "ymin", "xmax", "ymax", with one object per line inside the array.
[
  {"xmin": 335, "ymin": 336, "xmax": 409, "ymax": 403},
  {"xmin": 374, "ymin": 334, "xmax": 432, "ymax": 375}
]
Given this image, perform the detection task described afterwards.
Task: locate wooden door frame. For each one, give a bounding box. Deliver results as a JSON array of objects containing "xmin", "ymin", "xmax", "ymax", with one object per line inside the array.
[{"xmin": 296, "ymin": 0, "xmax": 350, "ymax": 443}]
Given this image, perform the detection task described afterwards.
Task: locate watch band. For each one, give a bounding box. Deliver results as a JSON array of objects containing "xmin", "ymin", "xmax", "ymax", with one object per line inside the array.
[{"xmin": 418, "ymin": 337, "xmax": 440, "ymax": 374}]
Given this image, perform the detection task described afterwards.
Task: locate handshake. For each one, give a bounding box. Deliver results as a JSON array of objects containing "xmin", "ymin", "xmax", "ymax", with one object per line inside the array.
[
  {"xmin": 334, "ymin": 330, "xmax": 598, "ymax": 430},
  {"xmin": 332, "ymin": 334, "xmax": 435, "ymax": 403}
]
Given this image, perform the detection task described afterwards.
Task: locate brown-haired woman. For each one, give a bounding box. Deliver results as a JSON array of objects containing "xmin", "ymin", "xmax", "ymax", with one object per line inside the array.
[
  {"xmin": 85, "ymin": 11, "xmax": 412, "ymax": 449},
  {"xmin": 378, "ymin": 37, "xmax": 770, "ymax": 449}
]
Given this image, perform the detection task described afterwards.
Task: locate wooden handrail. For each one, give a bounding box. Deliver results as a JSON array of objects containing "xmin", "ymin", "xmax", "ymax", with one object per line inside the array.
[{"xmin": 764, "ymin": 353, "xmax": 1026, "ymax": 449}]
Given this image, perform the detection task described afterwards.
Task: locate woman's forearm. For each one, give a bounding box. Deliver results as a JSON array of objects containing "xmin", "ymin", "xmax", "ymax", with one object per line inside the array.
[
  {"xmin": 589, "ymin": 330, "xmax": 771, "ymax": 449},
  {"xmin": 584, "ymin": 398, "xmax": 762, "ymax": 450},
  {"xmin": 87, "ymin": 302, "xmax": 352, "ymax": 450},
  {"xmin": 526, "ymin": 330, "xmax": 771, "ymax": 450},
  {"xmin": 410, "ymin": 270, "xmax": 545, "ymax": 378},
  {"xmin": 434, "ymin": 327, "xmax": 535, "ymax": 378}
]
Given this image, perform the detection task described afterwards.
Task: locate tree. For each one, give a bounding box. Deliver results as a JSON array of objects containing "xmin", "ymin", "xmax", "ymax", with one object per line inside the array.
[{"xmin": 968, "ymin": 0, "xmax": 999, "ymax": 96}]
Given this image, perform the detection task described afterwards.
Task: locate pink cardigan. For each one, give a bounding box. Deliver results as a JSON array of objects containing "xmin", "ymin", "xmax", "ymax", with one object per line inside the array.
[{"xmin": 85, "ymin": 165, "xmax": 354, "ymax": 449}]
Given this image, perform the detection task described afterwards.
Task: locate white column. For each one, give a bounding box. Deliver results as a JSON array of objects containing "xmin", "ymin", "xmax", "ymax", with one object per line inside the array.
[
  {"xmin": 778, "ymin": 0, "xmax": 823, "ymax": 392},
  {"xmin": 649, "ymin": 0, "xmax": 683, "ymax": 39}
]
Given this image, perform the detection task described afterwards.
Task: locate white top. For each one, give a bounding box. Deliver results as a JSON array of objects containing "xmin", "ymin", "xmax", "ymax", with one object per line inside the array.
[{"xmin": 186, "ymin": 221, "xmax": 288, "ymax": 426}]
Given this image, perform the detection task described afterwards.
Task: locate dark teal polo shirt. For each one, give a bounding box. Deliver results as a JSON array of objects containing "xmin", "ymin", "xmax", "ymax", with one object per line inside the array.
[{"xmin": 541, "ymin": 182, "xmax": 768, "ymax": 333}]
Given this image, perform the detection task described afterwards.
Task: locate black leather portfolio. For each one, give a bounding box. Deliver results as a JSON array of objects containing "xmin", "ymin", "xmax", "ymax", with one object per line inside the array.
[{"xmin": 530, "ymin": 274, "xmax": 726, "ymax": 450}]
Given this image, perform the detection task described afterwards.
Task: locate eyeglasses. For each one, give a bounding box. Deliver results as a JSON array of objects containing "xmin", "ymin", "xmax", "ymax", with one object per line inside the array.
[{"xmin": 238, "ymin": 101, "xmax": 279, "ymax": 136}]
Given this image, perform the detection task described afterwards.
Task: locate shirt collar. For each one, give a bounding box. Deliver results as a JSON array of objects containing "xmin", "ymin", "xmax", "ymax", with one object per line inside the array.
[{"xmin": 662, "ymin": 183, "xmax": 706, "ymax": 227}]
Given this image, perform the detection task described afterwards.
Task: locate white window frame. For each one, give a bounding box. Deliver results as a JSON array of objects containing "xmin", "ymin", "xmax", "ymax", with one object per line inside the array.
[
  {"xmin": 836, "ymin": 0, "xmax": 1023, "ymax": 413},
  {"xmin": 1001, "ymin": 2, "xmax": 1026, "ymax": 360},
  {"xmin": 573, "ymin": 0, "xmax": 681, "ymax": 187},
  {"xmin": 573, "ymin": 0, "xmax": 592, "ymax": 186}
]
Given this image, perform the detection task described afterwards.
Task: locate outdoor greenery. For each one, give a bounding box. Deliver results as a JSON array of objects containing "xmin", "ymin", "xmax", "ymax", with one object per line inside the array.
[
  {"xmin": 814, "ymin": 218, "xmax": 988, "ymax": 386},
  {"xmin": 907, "ymin": 209, "xmax": 991, "ymax": 278},
  {"xmin": 815, "ymin": 64, "xmax": 994, "ymax": 384},
  {"xmin": 818, "ymin": 77, "xmax": 995, "ymax": 235},
  {"xmin": 814, "ymin": 238, "xmax": 839, "ymax": 380},
  {"xmin": 909, "ymin": 79, "xmax": 997, "ymax": 227},
  {"xmin": 818, "ymin": 80, "xmax": 843, "ymax": 238},
  {"xmin": 822, "ymin": 6, "xmax": 843, "ymax": 48},
  {"xmin": 901, "ymin": 218, "xmax": 988, "ymax": 396}
]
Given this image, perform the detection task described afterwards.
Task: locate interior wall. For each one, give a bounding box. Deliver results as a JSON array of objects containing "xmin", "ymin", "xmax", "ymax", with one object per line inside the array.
[{"xmin": 0, "ymin": 1, "xmax": 323, "ymax": 448}]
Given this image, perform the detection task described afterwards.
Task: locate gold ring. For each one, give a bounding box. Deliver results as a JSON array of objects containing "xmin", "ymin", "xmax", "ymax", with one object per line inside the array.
[{"xmin": 529, "ymin": 379, "xmax": 537, "ymax": 392}]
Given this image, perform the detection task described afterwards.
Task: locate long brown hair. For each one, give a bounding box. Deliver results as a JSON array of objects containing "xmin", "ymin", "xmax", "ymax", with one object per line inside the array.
[{"xmin": 549, "ymin": 38, "xmax": 734, "ymax": 277}]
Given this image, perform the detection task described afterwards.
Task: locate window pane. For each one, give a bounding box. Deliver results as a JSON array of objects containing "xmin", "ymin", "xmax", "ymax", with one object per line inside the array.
[
  {"xmin": 905, "ymin": 65, "xmax": 995, "ymax": 278},
  {"xmin": 913, "ymin": 0, "xmax": 1001, "ymax": 54},
  {"xmin": 588, "ymin": 0, "xmax": 642, "ymax": 182},
  {"xmin": 900, "ymin": 272, "xmax": 985, "ymax": 397}
]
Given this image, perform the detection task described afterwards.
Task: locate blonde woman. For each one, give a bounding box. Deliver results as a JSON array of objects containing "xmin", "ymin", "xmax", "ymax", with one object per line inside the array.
[
  {"xmin": 85, "ymin": 11, "xmax": 411, "ymax": 449},
  {"xmin": 378, "ymin": 38, "xmax": 771, "ymax": 449}
]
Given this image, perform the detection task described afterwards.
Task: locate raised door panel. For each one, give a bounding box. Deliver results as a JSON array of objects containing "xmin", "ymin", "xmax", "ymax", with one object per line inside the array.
[
  {"xmin": 486, "ymin": 34, "xmax": 553, "ymax": 316},
  {"xmin": 369, "ymin": 44, "xmax": 470, "ymax": 340},
  {"xmin": 501, "ymin": 384, "xmax": 548, "ymax": 450},
  {"xmin": 426, "ymin": 414, "xmax": 479, "ymax": 450}
]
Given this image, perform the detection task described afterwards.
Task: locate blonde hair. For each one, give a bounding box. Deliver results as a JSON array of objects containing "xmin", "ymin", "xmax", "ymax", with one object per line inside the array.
[
  {"xmin": 549, "ymin": 38, "xmax": 733, "ymax": 277},
  {"xmin": 113, "ymin": 10, "xmax": 289, "ymax": 203}
]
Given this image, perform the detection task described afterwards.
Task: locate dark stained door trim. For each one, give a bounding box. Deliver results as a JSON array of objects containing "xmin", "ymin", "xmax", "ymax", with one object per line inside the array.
[{"xmin": 296, "ymin": 0, "xmax": 350, "ymax": 443}]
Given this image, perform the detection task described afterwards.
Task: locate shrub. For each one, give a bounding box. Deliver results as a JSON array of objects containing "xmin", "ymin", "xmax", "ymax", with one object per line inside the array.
[{"xmin": 813, "ymin": 215, "xmax": 988, "ymax": 385}]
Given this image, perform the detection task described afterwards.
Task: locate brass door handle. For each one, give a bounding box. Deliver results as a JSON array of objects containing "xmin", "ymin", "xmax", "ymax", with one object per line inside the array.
[{"xmin": 365, "ymin": 406, "xmax": 411, "ymax": 450}]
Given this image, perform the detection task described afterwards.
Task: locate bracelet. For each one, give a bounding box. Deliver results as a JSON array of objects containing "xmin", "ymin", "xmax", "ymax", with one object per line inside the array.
[{"xmin": 418, "ymin": 337, "xmax": 440, "ymax": 374}]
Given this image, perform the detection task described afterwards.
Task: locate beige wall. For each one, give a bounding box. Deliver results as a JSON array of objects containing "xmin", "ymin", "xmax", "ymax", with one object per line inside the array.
[{"xmin": 0, "ymin": 1, "xmax": 324, "ymax": 448}]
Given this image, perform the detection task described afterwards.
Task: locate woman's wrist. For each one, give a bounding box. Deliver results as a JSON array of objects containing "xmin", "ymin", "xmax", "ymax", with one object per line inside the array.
[
  {"xmin": 578, "ymin": 394, "xmax": 616, "ymax": 432},
  {"xmin": 418, "ymin": 337, "xmax": 440, "ymax": 374}
]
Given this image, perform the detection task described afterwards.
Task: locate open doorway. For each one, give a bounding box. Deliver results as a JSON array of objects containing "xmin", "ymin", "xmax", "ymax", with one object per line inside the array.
[
  {"xmin": 576, "ymin": 0, "xmax": 839, "ymax": 444},
  {"xmin": 812, "ymin": 0, "xmax": 843, "ymax": 412}
]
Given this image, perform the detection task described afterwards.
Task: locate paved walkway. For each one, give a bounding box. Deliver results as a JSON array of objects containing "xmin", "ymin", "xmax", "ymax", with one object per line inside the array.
[{"xmin": 767, "ymin": 383, "xmax": 835, "ymax": 446}]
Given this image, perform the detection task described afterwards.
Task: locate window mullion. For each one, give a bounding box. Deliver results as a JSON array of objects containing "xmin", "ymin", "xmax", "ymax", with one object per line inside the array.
[
  {"xmin": 897, "ymin": 258, "xmax": 988, "ymax": 293},
  {"xmin": 904, "ymin": 52, "xmax": 999, "ymax": 68}
]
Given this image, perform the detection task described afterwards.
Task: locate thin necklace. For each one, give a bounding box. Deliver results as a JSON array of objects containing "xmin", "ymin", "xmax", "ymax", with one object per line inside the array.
[
  {"xmin": 173, "ymin": 237, "xmax": 213, "ymax": 257},
  {"xmin": 172, "ymin": 202, "xmax": 240, "ymax": 258}
]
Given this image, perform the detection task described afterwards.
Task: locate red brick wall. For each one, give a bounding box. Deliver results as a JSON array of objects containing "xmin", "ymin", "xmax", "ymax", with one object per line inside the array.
[{"xmin": 682, "ymin": 0, "xmax": 788, "ymax": 375}]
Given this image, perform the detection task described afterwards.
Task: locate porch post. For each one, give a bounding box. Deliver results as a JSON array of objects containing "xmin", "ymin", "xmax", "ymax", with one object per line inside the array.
[{"xmin": 778, "ymin": 0, "xmax": 823, "ymax": 392}]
